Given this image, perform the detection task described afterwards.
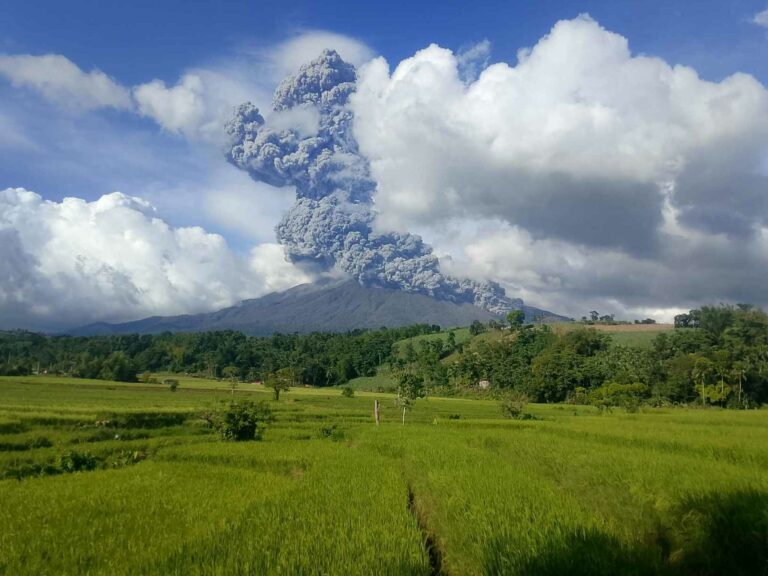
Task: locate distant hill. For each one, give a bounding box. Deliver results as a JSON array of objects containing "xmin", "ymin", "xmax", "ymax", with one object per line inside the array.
[{"xmin": 69, "ymin": 279, "xmax": 568, "ymax": 337}]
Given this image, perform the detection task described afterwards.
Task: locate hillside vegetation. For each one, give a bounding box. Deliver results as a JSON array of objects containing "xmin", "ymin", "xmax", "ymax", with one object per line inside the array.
[
  {"xmin": 353, "ymin": 307, "xmax": 767, "ymax": 411},
  {"xmin": 3, "ymin": 305, "xmax": 767, "ymax": 410},
  {"xmin": 554, "ymin": 322, "xmax": 674, "ymax": 348}
]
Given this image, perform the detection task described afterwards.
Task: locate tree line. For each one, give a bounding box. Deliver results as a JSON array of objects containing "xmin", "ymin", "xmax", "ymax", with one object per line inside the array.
[
  {"xmin": 395, "ymin": 305, "xmax": 768, "ymax": 408},
  {"xmin": 2, "ymin": 304, "xmax": 767, "ymax": 408},
  {"xmin": 0, "ymin": 325, "xmax": 439, "ymax": 386}
]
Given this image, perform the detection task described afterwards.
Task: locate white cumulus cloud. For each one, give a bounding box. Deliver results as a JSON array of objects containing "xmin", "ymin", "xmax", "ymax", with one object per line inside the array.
[
  {"xmin": 248, "ymin": 243, "xmax": 312, "ymax": 294},
  {"xmin": 133, "ymin": 68, "xmax": 264, "ymax": 141},
  {"xmin": 133, "ymin": 74, "xmax": 208, "ymax": 137},
  {"xmin": 0, "ymin": 188, "xmax": 308, "ymax": 330},
  {"xmin": 269, "ymin": 30, "xmax": 375, "ymax": 79},
  {"xmin": 352, "ymin": 15, "xmax": 768, "ymax": 253},
  {"xmin": 753, "ymin": 7, "xmax": 768, "ymax": 27},
  {"xmin": 446, "ymin": 220, "xmax": 768, "ymax": 321},
  {"xmin": 348, "ymin": 15, "xmax": 768, "ymax": 317},
  {"xmin": 0, "ymin": 54, "xmax": 132, "ymax": 111}
]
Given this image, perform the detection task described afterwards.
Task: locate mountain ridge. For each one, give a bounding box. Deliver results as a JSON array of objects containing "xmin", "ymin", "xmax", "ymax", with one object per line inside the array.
[{"xmin": 69, "ymin": 279, "xmax": 568, "ymax": 337}]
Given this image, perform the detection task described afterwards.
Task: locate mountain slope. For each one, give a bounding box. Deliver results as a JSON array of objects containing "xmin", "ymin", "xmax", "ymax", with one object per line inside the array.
[{"xmin": 70, "ymin": 280, "xmax": 567, "ymax": 336}]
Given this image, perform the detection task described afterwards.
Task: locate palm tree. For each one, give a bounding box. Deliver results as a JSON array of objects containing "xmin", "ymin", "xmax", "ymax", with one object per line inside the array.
[{"xmin": 691, "ymin": 355, "xmax": 715, "ymax": 405}]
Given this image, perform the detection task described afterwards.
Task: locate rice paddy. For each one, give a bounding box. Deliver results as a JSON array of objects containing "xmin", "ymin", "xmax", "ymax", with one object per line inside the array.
[{"xmin": 0, "ymin": 375, "xmax": 766, "ymax": 575}]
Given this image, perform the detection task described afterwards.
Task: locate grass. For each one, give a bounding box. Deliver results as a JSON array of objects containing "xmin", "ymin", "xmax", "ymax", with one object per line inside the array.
[
  {"xmin": 392, "ymin": 327, "xmax": 472, "ymax": 356},
  {"xmin": 345, "ymin": 365, "xmax": 397, "ymax": 391},
  {"xmin": 553, "ymin": 322, "xmax": 675, "ymax": 349},
  {"xmin": 1, "ymin": 375, "xmax": 767, "ymax": 575}
]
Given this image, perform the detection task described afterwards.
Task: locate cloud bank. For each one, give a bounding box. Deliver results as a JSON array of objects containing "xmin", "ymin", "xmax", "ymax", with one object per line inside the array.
[
  {"xmin": 347, "ymin": 15, "xmax": 768, "ymax": 317},
  {"xmin": 0, "ymin": 54, "xmax": 132, "ymax": 112},
  {"xmin": 0, "ymin": 31, "xmax": 373, "ymax": 142},
  {"xmin": 3, "ymin": 19, "xmax": 768, "ymax": 326},
  {"xmin": 0, "ymin": 188, "xmax": 306, "ymax": 330},
  {"xmin": 353, "ymin": 16, "xmax": 768, "ymax": 245}
]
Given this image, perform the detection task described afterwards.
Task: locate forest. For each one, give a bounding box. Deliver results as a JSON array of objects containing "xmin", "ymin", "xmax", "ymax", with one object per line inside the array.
[
  {"xmin": 1, "ymin": 304, "xmax": 767, "ymax": 407},
  {"xmin": 0, "ymin": 325, "xmax": 439, "ymax": 386},
  {"xmin": 406, "ymin": 305, "xmax": 768, "ymax": 408}
]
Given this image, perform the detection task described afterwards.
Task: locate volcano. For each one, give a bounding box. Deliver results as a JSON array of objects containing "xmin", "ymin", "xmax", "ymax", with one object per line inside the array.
[{"xmin": 69, "ymin": 279, "xmax": 567, "ymax": 337}]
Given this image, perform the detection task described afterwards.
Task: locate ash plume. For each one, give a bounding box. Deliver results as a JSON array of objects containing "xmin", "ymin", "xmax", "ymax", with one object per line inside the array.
[{"xmin": 226, "ymin": 49, "xmax": 520, "ymax": 314}]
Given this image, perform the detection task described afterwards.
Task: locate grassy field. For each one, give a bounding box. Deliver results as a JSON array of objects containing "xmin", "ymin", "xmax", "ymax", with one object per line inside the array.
[
  {"xmin": 1, "ymin": 375, "xmax": 767, "ymax": 575},
  {"xmin": 397, "ymin": 327, "xmax": 473, "ymax": 349},
  {"xmin": 554, "ymin": 323, "xmax": 675, "ymax": 348}
]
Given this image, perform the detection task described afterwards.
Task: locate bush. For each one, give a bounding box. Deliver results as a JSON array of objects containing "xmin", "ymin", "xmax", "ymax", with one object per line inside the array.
[
  {"xmin": 565, "ymin": 387, "xmax": 591, "ymax": 405},
  {"xmin": 59, "ymin": 450, "xmax": 98, "ymax": 473},
  {"xmin": 108, "ymin": 411, "xmax": 187, "ymax": 429},
  {"xmin": 317, "ymin": 424, "xmax": 345, "ymax": 441},
  {"xmin": 341, "ymin": 386, "xmax": 355, "ymax": 398},
  {"xmin": 111, "ymin": 450, "xmax": 148, "ymax": 468},
  {"xmin": 469, "ymin": 320, "xmax": 486, "ymax": 336},
  {"xmin": 213, "ymin": 400, "xmax": 272, "ymax": 441},
  {"xmin": 163, "ymin": 378, "xmax": 179, "ymax": 392},
  {"xmin": 500, "ymin": 391, "xmax": 530, "ymax": 419},
  {"xmin": 589, "ymin": 382, "xmax": 649, "ymax": 410}
]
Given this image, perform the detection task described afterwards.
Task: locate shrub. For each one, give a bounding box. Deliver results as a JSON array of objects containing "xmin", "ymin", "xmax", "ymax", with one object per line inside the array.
[
  {"xmin": 589, "ymin": 382, "xmax": 649, "ymax": 410},
  {"xmin": 111, "ymin": 450, "xmax": 148, "ymax": 468},
  {"xmin": 163, "ymin": 378, "xmax": 179, "ymax": 392},
  {"xmin": 565, "ymin": 386, "xmax": 590, "ymax": 405},
  {"xmin": 59, "ymin": 450, "xmax": 98, "ymax": 473},
  {"xmin": 213, "ymin": 400, "xmax": 272, "ymax": 441},
  {"xmin": 500, "ymin": 391, "xmax": 531, "ymax": 419},
  {"xmin": 318, "ymin": 424, "xmax": 345, "ymax": 441},
  {"xmin": 108, "ymin": 411, "xmax": 186, "ymax": 429},
  {"xmin": 341, "ymin": 386, "xmax": 355, "ymax": 398}
]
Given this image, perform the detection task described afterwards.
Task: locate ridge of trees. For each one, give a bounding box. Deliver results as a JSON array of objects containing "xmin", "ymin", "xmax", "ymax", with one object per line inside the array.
[
  {"xmin": 0, "ymin": 325, "xmax": 440, "ymax": 386},
  {"xmin": 2, "ymin": 304, "xmax": 767, "ymax": 408},
  {"xmin": 395, "ymin": 305, "xmax": 768, "ymax": 408}
]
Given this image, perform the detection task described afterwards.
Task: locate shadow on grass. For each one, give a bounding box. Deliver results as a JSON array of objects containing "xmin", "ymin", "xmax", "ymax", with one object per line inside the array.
[
  {"xmin": 663, "ymin": 489, "xmax": 768, "ymax": 576},
  {"xmin": 482, "ymin": 490, "xmax": 768, "ymax": 576},
  {"xmin": 483, "ymin": 528, "xmax": 664, "ymax": 576}
]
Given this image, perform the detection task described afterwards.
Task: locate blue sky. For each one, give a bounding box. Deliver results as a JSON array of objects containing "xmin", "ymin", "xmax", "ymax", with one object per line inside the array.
[
  {"xmin": 1, "ymin": 0, "xmax": 768, "ymax": 329},
  {"xmin": 1, "ymin": 0, "xmax": 766, "ymax": 205},
  {"xmin": 1, "ymin": 0, "xmax": 766, "ymax": 85}
]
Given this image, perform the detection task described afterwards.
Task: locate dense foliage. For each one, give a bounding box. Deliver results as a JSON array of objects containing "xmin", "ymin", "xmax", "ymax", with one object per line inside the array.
[
  {"xmin": 208, "ymin": 400, "xmax": 273, "ymax": 441},
  {"xmin": 2, "ymin": 304, "xmax": 767, "ymax": 407},
  {"xmin": 0, "ymin": 325, "xmax": 439, "ymax": 386},
  {"xmin": 401, "ymin": 305, "xmax": 768, "ymax": 407}
]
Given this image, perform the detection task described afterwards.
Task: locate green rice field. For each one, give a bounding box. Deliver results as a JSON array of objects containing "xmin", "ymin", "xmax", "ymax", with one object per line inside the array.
[{"xmin": 1, "ymin": 375, "xmax": 766, "ymax": 575}]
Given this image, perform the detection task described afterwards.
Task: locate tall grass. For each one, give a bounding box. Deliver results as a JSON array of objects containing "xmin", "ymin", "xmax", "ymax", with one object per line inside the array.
[{"xmin": 0, "ymin": 375, "xmax": 766, "ymax": 575}]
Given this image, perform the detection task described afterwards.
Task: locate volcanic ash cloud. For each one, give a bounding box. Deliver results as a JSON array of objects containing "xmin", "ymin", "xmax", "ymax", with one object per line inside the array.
[{"xmin": 225, "ymin": 49, "xmax": 519, "ymax": 314}]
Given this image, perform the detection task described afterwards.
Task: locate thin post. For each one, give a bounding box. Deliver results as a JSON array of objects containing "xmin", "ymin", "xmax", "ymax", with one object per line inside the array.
[{"xmin": 374, "ymin": 400, "xmax": 380, "ymax": 425}]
